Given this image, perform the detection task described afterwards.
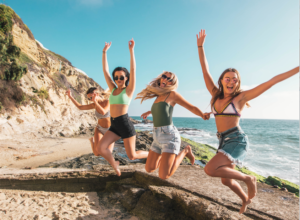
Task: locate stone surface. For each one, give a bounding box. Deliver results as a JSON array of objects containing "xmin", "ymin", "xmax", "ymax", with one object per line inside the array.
[{"xmin": 0, "ymin": 166, "xmax": 298, "ymax": 219}]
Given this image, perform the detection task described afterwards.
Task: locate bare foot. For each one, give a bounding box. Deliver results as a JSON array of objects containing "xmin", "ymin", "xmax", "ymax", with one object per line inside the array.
[
  {"xmin": 114, "ymin": 161, "xmax": 121, "ymax": 176},
  {"xmin": 239, "ymin": 199, "xmax": 252, "ymax": 214},
  {"xmin": 185, "ymin": 145, "xmax": 195, "ymax": 165},
  {"xmin": 246, "ymin": 176, "xmax": 257, "ymax": 199}
]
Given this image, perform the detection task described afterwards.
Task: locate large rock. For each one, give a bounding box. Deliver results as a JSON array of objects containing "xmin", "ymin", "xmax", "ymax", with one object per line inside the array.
[
  {"xmin": 1, "ymin": 166, "xmax": 297, "ymax": 219},
  {"xmin": 0, "ymin": 7, "xmax": 104, "ymax": 140}
]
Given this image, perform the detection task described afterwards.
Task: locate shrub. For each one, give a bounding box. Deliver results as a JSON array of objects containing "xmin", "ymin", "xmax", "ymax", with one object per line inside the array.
[
  {"xmin": 37, "ymin": 87, "xmax": 49, "ymax": 100},
  {"xmin": 0, "ymin": 80, "xmax": 28, "ymax": 112}
]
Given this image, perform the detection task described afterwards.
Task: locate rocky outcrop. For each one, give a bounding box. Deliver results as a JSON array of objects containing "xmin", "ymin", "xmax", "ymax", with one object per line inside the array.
[
  {"xmin": 130, "ymin": 117, "xmax": 141, "ymax": 124},
  {"xmin": 142, "ymin": 119, "xmax": 153, "ymax": 124},
  {"xmin": 0, "ymin": 166, "xmax": 298, "ymax": 219},
  {"xmin": 0, "ymin": 6, "xmax": 104, "ymax": 140}
]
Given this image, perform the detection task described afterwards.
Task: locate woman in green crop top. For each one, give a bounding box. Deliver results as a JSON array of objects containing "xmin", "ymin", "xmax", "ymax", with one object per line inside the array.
[
  {"xmin": 94, "ymin": 39, "xmax": 149, "ymax": 176},
  {"xmin": 136, "ymin": 71, "xmax": 211, "ymax": 180}
]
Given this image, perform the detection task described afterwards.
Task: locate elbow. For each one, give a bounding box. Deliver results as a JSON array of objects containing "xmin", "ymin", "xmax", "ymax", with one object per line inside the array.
[{"xmin": 97, "ymin": 109, "xmax": 106, "ymax": 115}]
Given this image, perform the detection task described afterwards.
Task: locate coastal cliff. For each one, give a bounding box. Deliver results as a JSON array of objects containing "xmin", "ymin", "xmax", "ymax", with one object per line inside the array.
[{"xmin": 0, "ymin": 5, "xmax": 101, "ymax": 140}]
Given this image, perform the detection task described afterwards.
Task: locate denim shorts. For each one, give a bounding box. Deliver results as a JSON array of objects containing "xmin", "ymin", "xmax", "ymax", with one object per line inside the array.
[
  {"xmin": 150, "ymin": 125, "xmax": 181, "ymax": 155},
  {"xmin": 217, "ymin": 126, "xmax": 249, "ymax": 166}
]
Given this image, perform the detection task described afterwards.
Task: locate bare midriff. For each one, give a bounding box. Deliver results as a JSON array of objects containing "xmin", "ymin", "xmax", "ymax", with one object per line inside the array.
[
  {"xmin": 110, "ymin": 105, "xmax": 129, "ymax": 118},
  {"xmin": 215, "ymin": 117, "xmax": 240, "ymax": 133},
  {"xmin": 97, "ymin": 118, "xmax": 110, "ymax": 128}
]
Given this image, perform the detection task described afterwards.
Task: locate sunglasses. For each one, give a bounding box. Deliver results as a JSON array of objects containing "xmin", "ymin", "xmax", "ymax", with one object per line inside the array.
[
  {"xmin": 87, "ymin": 97, "xmax": 93, "ymax": 101},
  {"xmin": 161, "ymin": 74, "xmax": 173, "ymax": 82},
  {"xmin": 224, "ymin": 78, "xmax": 238, "ymax": 84},
  {"xmin": 114, "ymin": 76, "xmax": 125, "ymax": 81}
]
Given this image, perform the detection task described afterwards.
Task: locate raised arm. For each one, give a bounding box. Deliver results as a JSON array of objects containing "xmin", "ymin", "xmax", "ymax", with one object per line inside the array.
[
  {"xmin": 66, "ymin": 89, "xmax": 94, "ymax": 110},
  {"xmin": 197, "ymin": 29, "xmax": 217, "ymax": 96},
  {"xmin": 92, "ymin": 94, "xmax": 110, "ymax": 115},
  {"xmin": 240, "ymin": 67, "xmax": 299, "ymax": 103},
  {"xmin": 102, "ymin": 42, "xmax": 116, "ymax": 91},
  {"xmin": 126, "ymin": 38, "xmax": 136, "ymax": 97},
  {"xmin": 173, "ymin": 91, "xmax": 210, "ymax": 120}
]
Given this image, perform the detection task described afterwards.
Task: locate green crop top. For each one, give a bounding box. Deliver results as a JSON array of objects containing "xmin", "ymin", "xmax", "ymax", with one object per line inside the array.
[
  {"xmin": 109, "ymin": 88, "xmax": 131, "ymax": 105},
  {"xmin": 151, "ymin": 93, "xmax": 173, "ymax": 127}
]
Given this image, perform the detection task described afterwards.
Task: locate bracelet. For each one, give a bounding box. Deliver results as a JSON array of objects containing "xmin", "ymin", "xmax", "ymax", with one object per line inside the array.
[
  {"xmin": 198, "ymin": 46, "xmax": 203, "ymax": 48},
  {"xmin": 102, "ymin": 51, "xmax": 106, "ymax": 53}
]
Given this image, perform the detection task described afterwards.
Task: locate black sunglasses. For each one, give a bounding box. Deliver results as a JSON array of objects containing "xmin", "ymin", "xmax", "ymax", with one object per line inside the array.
[
  {"xmin": 161, "ymin": 74, "xmax": 173, "ymax": 82},
  {"xmin": 87, "ymin": 96, "xmax": 93, "ymax": 101},
  {"xmin": 114, "ymin": 76, "xmax": 125, "ymax": 81}
]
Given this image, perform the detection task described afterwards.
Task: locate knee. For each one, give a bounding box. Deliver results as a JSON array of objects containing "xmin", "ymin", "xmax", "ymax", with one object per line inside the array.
[
  {"xmin": 94, "ymin": 148, "xmax": 104, "ymax": 157},
  {"xmin": 204, "ymin": 166, "xmax": 215, "ymax": 177},
  {"xmin": 145, "ymin": 164, "xmax": 157, "ymax": 173},
  {"xmin": 221, "ymin": 178, "xmax": 232, "ymax": 187},
  {"xmin": 94, "ymin": 150, "xmax": 101, "ymax": 157},
  {"xmin": 159, "ymin": 173, "xmax": 170, "ymax": 180},
  {"xmin": 127, "ymin": 154, "xmax": 137, "ymax": 161},
  {"xmin": 145, "ymin": 166, "xmax": 155, "ymax": 173}
]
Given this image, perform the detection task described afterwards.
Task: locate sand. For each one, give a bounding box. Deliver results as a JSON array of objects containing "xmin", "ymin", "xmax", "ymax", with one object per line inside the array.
[
  {"xmin": 0, "ymin": 136, "xmax": 93, "ymax": 169},
  {"xmin": 0, "ymin": 136, "xmax": 141, "ymax": 219},
  {"xmin": 0, "ymin": 190, "xmax": 138, "ymax": 220}
]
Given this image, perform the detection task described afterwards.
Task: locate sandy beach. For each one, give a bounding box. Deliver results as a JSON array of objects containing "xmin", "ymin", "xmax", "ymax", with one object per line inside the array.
[
  {"xmin": 0, "ymin": 136, "xmax": 93, "ymax": 169},
  {"xmin": 0, "ymin": 189, "xmax": 138, "ymax": 220}
]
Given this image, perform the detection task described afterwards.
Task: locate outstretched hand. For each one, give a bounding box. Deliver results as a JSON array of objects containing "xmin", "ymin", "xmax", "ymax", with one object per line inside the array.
[
  {"xmin": 141, "ymin": 111, "xmax": 150, "ymax": 120},
  {"xmin": 103, "ymin": 42, "xmax": 111, "ymax": 52},
  {"xmin": 196, "ymin": 29, "xmax": 206, "ymax": 47},
  {"xmin": 129, "ymin": 38, "xmax": 135, "ymax": 50},
  {"xmin": 66, "ymin": 89, "xmax": 71, "ymax": 98},
  {"xmin": 202, "ymin": 112, "xmax": 211, "ymax": 120}
]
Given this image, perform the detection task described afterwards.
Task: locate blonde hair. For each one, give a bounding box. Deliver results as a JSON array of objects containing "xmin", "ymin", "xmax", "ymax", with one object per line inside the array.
[
  {"xmin": 211, "ymin": 68, "xmax": 250, "ymax": 108},
  {"xmin": 86, "ymin": 87, "xmax": 111, "ymax": 100},
  {"xmin": 135, "ymin": 71, "xmax": 178, "ymax": 103}
]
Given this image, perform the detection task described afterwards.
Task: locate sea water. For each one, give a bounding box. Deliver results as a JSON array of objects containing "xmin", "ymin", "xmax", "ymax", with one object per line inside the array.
[{"xmin": 132, "ymin": 117, "xmax": 299, "ymax": 185}]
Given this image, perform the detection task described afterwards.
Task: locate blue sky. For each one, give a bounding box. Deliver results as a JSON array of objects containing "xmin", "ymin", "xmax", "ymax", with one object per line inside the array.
[{"xmin": 8, "ymin": 0, "xmax": 299, "ymax": 119}]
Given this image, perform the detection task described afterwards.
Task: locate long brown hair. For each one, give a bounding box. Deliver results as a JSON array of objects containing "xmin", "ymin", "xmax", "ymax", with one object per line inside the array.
[
  {"xmin": 135, "ymin": 71, "xmax": 178, "ymax": 103},
  {"xmin": 211, "ymin": 68, "xmax": 250, "ymax": 108}
]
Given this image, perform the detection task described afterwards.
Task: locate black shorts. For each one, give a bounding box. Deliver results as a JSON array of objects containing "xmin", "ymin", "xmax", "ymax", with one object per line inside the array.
[{"xmin": 109, "ymin": 114, "xmax": 136, "ymax": 139}]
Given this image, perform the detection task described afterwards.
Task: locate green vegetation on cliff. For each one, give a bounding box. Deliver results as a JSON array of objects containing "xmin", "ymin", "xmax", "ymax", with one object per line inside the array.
[{"xmin": 0, "ymin": 5, "xmax": 28, "ymax": 81}]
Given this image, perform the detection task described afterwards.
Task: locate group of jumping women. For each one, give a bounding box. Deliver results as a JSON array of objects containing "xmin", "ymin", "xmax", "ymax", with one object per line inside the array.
[{"xmin": 66, "ymin": 29, "xmax": 299, "ymax": 214}]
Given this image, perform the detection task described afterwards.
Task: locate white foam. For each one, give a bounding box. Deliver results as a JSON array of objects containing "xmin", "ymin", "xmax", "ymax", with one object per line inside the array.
[{"xmin": 35, "ymin": 40, "xmax": 49, "ymax": 51}]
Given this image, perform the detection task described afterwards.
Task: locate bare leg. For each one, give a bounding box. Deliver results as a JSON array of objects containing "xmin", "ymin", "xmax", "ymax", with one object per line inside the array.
[
  {"xmin": 90, "ymin": 128, "xmax": 115, "ymax": 155},
  {"xmin": 204, "ymin": 153, "xmax": 256, "ymax": 213},
  {"xmin": 89, "ymin": 127, "xmax": 102, "ymax": 155},
  {"xmin": 159, "ymin": 145, "xmax": 193, "ymax": 179},
  {"xmin": 221, "ymin": 175, "xmax": 251, "ymax": 213},
  {"xmin": 123, "ymin": 136, "xmax": 149, "ymax": 160},
  {"xmin": 145, "ymin": 150, "xmax": 162, "ymax": 173},
  {"xmin": 95, "ymin": 130, "xmax": 121, "ymax": 176}
]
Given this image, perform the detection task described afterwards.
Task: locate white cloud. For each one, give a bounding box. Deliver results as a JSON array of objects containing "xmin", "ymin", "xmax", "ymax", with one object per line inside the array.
[
  {"xmin": 75, "ymin": 68, "xmax": 88, "ymax": 76},
  {"xmin": 35, "ymin": 40, "xmax": 49, "ymax": 51}
]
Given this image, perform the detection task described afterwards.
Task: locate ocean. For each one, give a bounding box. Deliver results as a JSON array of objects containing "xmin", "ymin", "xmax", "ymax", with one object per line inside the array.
[{"xmin": 132, "ymin": 116, "xmax": 299, "ymax": 185}]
